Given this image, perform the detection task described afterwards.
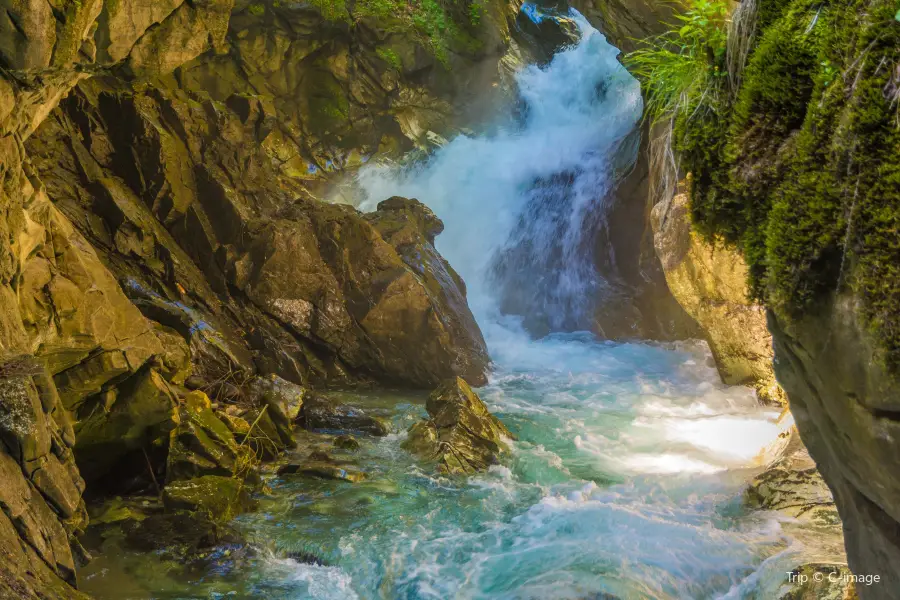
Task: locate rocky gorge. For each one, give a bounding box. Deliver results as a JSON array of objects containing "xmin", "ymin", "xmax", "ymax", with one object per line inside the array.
[{"xmin": 0, "ymin": 0, "xmax": 895, "ymax": 599}]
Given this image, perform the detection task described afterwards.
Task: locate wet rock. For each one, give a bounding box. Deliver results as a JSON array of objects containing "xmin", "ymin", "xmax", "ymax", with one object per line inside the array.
[
  {"xmin": 404, "ymin": 377, "xmax": 514, "ymax": 474},
  {"xmin": 515, "ymin": 0, "xmax": 583, "ymax": 64},
  {"xmin": 167, "ymin": 391, "xmax": 249, "ymax": 481},
  {"xmin": 162, "ymin": 475, "xmax": 256, "ymax": 523},
  {"xmin": 652, "ymin": 188, "xmax": 785, "ymax": 405},
  {"xmin": 277, "ymin": 461, "xmax": 366, "ymax": 483},
  {"xmin": 333, "ymin": 435, "xmax": 361, "ymax": 451},
  {"xmin": 298, "ymin": 395, "xmax": 390, "ymax": 437},
  {"xmin": 87, "ymin": 497, "xmax": 243, "ymax": 563},
  {"xmin": 778, "ymin": 564, "xmax": 858, "ymax": 600},
  {"xmin": 73, "ymin": 366, "xmax": 179, "ymax": 483},
  {"xmin": 250, "ymin": 374, "xmax": 308, "ymax": 430}
]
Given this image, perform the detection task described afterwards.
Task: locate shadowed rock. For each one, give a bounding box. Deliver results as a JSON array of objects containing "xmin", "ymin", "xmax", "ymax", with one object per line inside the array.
[{"xmin": 298, "ymin": 395, "xmax": 390, "ymax": 437}]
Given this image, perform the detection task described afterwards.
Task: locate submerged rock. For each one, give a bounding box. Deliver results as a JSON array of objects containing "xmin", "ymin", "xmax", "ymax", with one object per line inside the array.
[
  {"xmin": 277, "ymin": 461, "xmax": 366, "ymax": 483},
  {"xmin": 404, "ymin": 377, "xmax": 514, "ymax": 474},
  {"xmin": 162, "ymin": 476, "xmax": 256, "ymax": 524},
  {"xmin": 298, "ymin": 395, "xmax": 390, "ymax": 437},
  {"xmin": 87, "ymin": 497, "xmax": 243, "ymax": 564},
  {"xmin": 333, "ymin": 435, "xmax": 361, "ymax": 451}
]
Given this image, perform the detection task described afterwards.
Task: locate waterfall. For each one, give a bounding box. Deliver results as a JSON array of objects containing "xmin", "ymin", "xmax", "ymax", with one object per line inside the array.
[{"xmin": 357, "ymin": 11, "xmax": 642, "ymax": 336}]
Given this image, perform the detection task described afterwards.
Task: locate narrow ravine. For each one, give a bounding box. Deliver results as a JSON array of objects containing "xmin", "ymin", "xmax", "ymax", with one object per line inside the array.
[{"xmin": 79, "ymin": 10, "xmax": 829, "ymax": 600}]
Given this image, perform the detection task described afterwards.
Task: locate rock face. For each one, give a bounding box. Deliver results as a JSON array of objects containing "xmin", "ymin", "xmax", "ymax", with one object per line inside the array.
[
  {"xmin": 650, "ymin": 0, "xmax": 900, "ymax": 595},
  {"xmin": 404, "ymin": 377, "xmax": 513, "ymax": 474},
  {"xmin": 771, "ymin": 296, "xmax": 900, "ymax": 594},
  {"xmin": 0, "ymin": 355, "xmax": 88, "ymax": 599},
  {"xmin": 1, "ymin": 0, "xmax": 516, "ymax": 594},
  {"xmin": 652, "ymin": 189, "xmax": 784, "ymax": 405}
]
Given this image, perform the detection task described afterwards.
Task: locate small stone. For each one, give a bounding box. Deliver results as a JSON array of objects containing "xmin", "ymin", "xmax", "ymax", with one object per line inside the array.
[{"xmin": 333, "ymin": 435, "xmax": 360, "ymax": 451}]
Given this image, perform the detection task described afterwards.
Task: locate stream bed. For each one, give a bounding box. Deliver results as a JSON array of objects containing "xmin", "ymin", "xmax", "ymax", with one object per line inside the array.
[{"xmin": 81, "ymin": 333, "xmax": 805, "ymax": 599}]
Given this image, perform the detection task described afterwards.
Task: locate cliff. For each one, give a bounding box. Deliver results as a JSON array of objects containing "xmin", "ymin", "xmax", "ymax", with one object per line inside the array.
[
  {"xmin": 0, "ymin": 0, "xmax": 520, "ymax": 594},
  {"xmin": 648, "ymin": 0, "xmax": 900, "ymax": 595}
]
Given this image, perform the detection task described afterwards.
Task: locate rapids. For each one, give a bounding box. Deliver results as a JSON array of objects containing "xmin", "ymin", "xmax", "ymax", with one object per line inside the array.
[{"xmin": 81, "ymin": 8, "xmax": 824, "ymax": 600}]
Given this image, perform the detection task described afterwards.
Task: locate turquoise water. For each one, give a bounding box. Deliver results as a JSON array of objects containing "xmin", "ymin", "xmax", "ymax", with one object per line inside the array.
[
  {"xmin": 230, "ymin": 334, "xmax": 790, "ymax": 600},
  {"xmin": 82, "ymin": 334, "xmax": 793, "ymax": 599}
]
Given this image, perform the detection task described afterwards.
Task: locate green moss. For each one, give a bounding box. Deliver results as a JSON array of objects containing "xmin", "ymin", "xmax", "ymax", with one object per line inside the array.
[
  {"xmin": 376, "ymin": 47, "xmax": 403, "ymax": 70},
  {"xmin": 678, "ymin": 0, "xmax": 900, "ymax": 370},
  {"xmin": 307, "ymin": 0, "xmax": 484, "ymax": 66}
]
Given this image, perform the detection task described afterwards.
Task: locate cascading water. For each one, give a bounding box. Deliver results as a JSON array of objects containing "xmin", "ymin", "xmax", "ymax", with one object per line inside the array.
[
  {"xmin": 358, "ymin": 12, "xmax": 641, "ymax": 333},
  {"xmin": 80, "ymin": 9, "xmax": 832, "ymax": 600}
]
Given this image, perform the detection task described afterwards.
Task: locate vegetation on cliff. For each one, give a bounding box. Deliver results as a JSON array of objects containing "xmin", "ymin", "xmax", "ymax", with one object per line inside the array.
[
  {"xmin": 305, "ymin": 0, "xmax": 487, "ymax": 64},
  {"xmin": 630, "ymin": 0, "xmax": 900, "ymax": 371}
]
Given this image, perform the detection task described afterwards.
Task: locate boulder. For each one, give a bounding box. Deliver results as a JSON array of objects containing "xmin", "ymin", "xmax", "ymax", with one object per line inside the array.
[
  {"xmin": 162, "ymin": 475, "xmax": 256, "ymax": 523},
  {"xmin": 166, "ymin": 391, "xmax": 248, "ymax": 481},
  {"xmin": 242, "ymin": 405, "xmax": 295, "ymax": 460},
  {"xmin": 73, "ymin": 367, "xmax": 178, "ymax": 483},
  {"xmin": 298, "ymin": 395, "xmax": 390, "ymax": 437},
  {"xmin": 277, "ymin": 461, "xmax": 366, "ymax": 483},
  {"xmin": 403, "ymin": 377, "xmax": 513, "ymax": 474},
  {"xmin": 333, "ymin": 435, "xmax": 360, "ymax": 451},
  {"xmin": 250, "ymin": 374, "xmax": 308, "ymax": 429},
  {"xmin": 367, "ymin": 197, "xmax": 490, "ymax": 386},
  {"xmin": 234, "ymin": 197, "xmax": 490, "ymax": 388}
]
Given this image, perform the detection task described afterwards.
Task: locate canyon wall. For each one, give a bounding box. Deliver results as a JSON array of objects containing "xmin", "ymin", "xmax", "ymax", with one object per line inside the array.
[
  {"xmin": 0, "ymin": 0, "xmax": 522, "ymax": 594},
  {"xmin": 650, "ymin": 0, "xmax": 900, "ymax": 595}
]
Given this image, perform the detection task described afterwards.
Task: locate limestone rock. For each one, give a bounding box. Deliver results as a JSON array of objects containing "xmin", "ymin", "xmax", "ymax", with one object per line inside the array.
[
  {"xmin": 0, "ymin": 355, "xmax": 87, "ymax": 597},
  {"xmin": 404, "ymin": 377, "xmax": 513, "ymax": 474},
  {"xmin": 652, "ymin": 189, "xmax": 784, "ymax": 405},
  {"xmin": 771, "ymin": 294, "xmax": 900, "ymax": 594}
]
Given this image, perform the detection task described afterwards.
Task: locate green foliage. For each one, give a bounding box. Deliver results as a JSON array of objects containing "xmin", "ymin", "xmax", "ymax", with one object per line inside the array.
[
  {"xmin": 306, "ymin": 0, "xmax": 350, "ymax": 21},
  {"xmin": 248, "ymin": 2, "xmax": 266, "ymax": 16},
  {"xmin": 306, "ymin": 0, "xmax": 484, "ymax": 66},
  {"xmin": 625, "ymin": 0, "xmax": 730, "ymax": 126},
  {"xmin": 677, "ymin": 0, "xmax": 900, "ymax": 371},
  {"xmin": 376, "ymin": 47, "xmax": 403, "ymax": 70}
]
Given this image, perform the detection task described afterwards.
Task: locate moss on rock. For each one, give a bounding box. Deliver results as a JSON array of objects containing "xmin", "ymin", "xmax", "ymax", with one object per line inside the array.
[
  {"xmin": 679, "ymin": 0, "xmax": 900, "ymax": 372},
  {"xmin": 162, "ymin": 475, "xmax": 256, "ymax": 523}
]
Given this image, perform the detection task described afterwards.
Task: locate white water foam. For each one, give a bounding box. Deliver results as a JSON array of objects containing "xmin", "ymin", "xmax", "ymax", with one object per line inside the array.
[{"xmin": 357, "ymin": 12, "xmax": 642, "ymax": 329}]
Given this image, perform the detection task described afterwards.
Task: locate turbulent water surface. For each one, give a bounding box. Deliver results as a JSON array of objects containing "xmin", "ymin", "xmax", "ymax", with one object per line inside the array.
[{"xmin": 83, "ymin": 11, "xmax": 812, "ymax": 600}]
